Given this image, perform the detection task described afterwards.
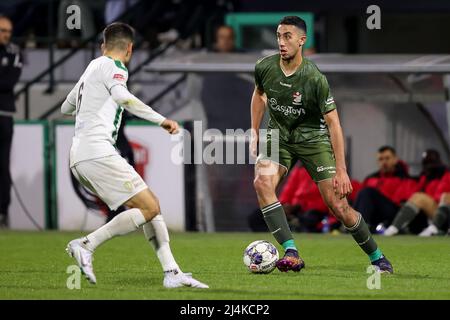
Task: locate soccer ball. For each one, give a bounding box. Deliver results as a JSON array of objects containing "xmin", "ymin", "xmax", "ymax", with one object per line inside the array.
[{"xmin": 243, "ymin": 240, "xmax": 279, "ymax": 273}]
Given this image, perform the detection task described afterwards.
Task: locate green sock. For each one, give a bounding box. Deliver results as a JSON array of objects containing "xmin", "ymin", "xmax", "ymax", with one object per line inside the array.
[
  {"xmin": 368, "ymin": 248, "xmax": 383, "ymax": 262},
  {"xmin": 346, "ymin": 213, "xmax": 382, "ymax": 261},
  {"xmin": 433, "ymin": 205, "xmax": 450, "ymax": 231},
  {"xmin": 262, "ymin": 201, "xmax": 297, "ymax": 250},
  {"xmin": 392, "ymin": 202, "xmax": 420, "ymax": 230},
  {"xmin": 281, "ymin": 239, "xmax": 297, "ymax": 251}
]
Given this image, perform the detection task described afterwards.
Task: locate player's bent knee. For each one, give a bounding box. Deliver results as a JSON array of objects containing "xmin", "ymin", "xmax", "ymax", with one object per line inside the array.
[
  {"xmin": 137, "ymin": 199, "xmax": 160, "ymax": 221},
  {"xmin": 253, "ymin": 175, "xmax": 274, "ymax": 196},
  {"xmin": 327, "ymin": 200, "xmax": 350, "ymax": 221},
  {"xmin": 140, "ymin": 208, "xmax": 159, "ymax": 221},
  {"xmin": 125, "ymin": 189, "xmax": 161, "ymax": 220}
]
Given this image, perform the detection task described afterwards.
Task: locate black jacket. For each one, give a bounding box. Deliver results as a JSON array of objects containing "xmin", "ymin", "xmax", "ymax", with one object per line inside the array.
[{"xmin": 0, "ymin": 43, "xmax": 23, "ymax": 112}]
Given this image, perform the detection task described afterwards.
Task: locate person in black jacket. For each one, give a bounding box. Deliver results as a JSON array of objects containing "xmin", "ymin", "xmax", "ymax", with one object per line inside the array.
[{"xmin": 0, "ymin": 15, "xmax": 23, "ymax": 228}]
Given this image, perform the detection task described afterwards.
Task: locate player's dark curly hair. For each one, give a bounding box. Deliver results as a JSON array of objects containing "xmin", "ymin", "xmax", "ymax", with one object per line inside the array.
[
  {"xmin": 279, "ymin": 16, "xmax": 307, "ymax": 33},
  {"xmin": 103, "ymin": 22, "xmax": 135, "ymax": 51}
]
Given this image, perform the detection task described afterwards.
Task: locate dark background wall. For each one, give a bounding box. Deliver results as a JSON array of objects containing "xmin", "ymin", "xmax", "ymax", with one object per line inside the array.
[{"xmin": 233, "ymin": 0, "xmax": 450, "ymax": 54}]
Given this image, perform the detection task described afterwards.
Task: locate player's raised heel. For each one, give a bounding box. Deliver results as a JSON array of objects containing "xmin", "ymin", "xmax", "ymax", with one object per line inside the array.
[{"xmin": 276, "ymin": 249, "xmax": 305, "ymax": 272}]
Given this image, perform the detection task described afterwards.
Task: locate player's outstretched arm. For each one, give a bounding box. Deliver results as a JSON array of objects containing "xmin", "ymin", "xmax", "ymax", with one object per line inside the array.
[
  {"xmin": 111, "ymin": 85, "xmax": 178, "ymax": 134},
  {"xmin": 250, "ymin": 87, "xmax": 266, "ymax": 158}
]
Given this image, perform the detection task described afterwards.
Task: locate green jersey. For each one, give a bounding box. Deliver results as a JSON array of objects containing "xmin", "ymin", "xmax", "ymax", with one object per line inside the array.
[{"xmin": 254, "ymin": 54, "xmax": 336, "ymax": 144}]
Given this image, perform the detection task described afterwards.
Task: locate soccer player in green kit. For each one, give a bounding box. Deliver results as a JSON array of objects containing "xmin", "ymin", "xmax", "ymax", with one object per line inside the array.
[{"xmin": 250, "ymin": 16, "xmax": 393, "ymax": 273}]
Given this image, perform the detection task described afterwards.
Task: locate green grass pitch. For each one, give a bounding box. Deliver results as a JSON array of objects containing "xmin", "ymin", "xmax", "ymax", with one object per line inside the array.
[{"xmin": 1, "ymin": 231, "xmax": 449, "ymax": 299}]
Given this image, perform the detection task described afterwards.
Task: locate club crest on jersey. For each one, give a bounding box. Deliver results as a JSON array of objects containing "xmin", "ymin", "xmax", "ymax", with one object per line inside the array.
[
  {"xmin": 113, "ymin": 73, "xmax": 126, "ymax": 81},
  {"xmin": 292, "ymin": 92, "xmax": 302, "ymax": 105},
  {"xmin": 123, "ymin": 181, "xmax": 134, "ymax": 191}
]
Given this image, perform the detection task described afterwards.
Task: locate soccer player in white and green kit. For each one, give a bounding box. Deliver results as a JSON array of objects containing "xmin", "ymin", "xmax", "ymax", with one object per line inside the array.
[
  {"xmin": 63, "ymin": 22, "xmax": 208, "ymax": 288},
  {"xmin": 250, "ymin": 16, "xmax": 393, "ymax": 273}
]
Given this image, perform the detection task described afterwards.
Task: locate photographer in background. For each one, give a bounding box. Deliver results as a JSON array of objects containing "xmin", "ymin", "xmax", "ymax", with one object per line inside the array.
[{"xmin": 0, "ymin": 15, "xmax": 23, "ymax": 228}]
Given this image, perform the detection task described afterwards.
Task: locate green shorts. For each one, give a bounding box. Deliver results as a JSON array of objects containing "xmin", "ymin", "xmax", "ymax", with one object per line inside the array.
[{"xmin": 257, "ymin": 134, "xmax": 336, "ymax": 182}]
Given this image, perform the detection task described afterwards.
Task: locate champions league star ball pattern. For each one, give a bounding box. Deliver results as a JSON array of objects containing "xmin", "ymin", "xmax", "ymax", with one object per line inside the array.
[{"xmin": 243, "ymin": 240, "xmax": 279, "ymax": 273}]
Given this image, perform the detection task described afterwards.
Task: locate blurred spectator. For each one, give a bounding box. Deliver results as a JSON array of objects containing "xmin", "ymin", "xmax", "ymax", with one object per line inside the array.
[
  {"xmin": 384, "ymin": 149, "xmax": 450, "ymax": 236},
  {"xmin": 213, "ymin": 25, "xmax": 237, "ymax": 53},
  {"xmin": 0, "ymin": 15, "xmax": 23, "ymax": 228},
  {"xmin": 0, "ymin": 1, "xmax": 47, "ymax": 47},
  {"xmin": 353, "ymin": 146, "xmax": 410, "ymax": 233}
]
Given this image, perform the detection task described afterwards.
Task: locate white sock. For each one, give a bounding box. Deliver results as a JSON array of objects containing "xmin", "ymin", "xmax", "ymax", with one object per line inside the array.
[
  {"xmin": 143, "ymin": 214, "xmax": 180, "ymax": 272},
  {"xmin": 83, "ymin": 208, "xmax": 146, "ymax": 251},
  {"xmin": 384, "ymin": 225, "xmax": 399, "ymax": 236}
]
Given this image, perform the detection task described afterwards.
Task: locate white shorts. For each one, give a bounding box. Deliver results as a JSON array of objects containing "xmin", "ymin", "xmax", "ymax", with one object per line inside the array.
[{"xmin": 71, "ymin": 155, "xmax": 148, "ymax": 210}]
